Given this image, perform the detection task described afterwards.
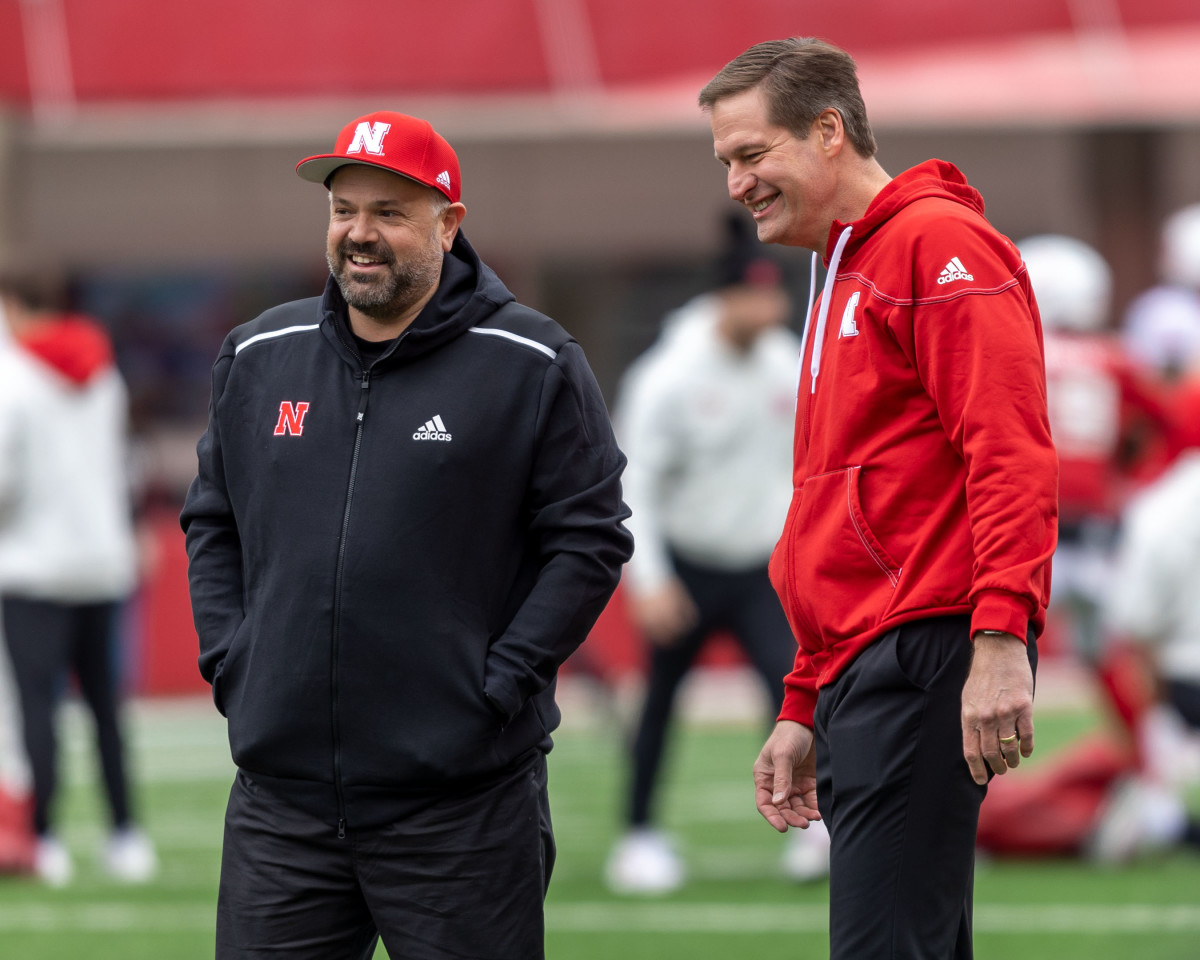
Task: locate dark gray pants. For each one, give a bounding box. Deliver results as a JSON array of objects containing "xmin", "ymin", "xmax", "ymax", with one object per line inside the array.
[
  {"xmin": 814, "ymin": 616, "xmax": 1036, "ymax": 960},
  {"xmin": 627, "ymin": 555, "xmax": 794, "ymax": 827},
  {"xmin": 216, "ymin": 753, "xmax": 555, "ymax": 960},
  {"xmin": 1, "ymin": 595, "xmax": 132, "ymax": 836}
]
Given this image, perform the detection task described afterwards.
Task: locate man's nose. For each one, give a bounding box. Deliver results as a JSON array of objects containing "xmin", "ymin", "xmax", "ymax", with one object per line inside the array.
[
  {"xmin": 728, "ymin": 164, "xmax": 755, "ymax": 202},
  {"xmin": 346, "ymin": 213, "xmax": 378, "ymax": 243}
]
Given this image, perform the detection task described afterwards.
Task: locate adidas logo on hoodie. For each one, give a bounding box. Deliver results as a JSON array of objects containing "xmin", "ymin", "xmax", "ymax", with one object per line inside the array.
[
  {"xmin": 413, "ymin": 415, "xmax": 452, "ymax": 441},
  {"xmin": 937, "ymin": 257, "xmax": 974, "ymax": 285}
]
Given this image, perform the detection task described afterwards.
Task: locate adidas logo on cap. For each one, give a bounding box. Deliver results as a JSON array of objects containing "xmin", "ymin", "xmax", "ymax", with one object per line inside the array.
[
  {"xmin": 413, "ymin": 414, "xmax": 452, "ymax": 441},
  {"xmin": 937, "ymin": 257, "xmax": 974, "ymax": 285},
  {"xmin": 436, "ymin": 170, "xmax": 452, "ymax": 191}
]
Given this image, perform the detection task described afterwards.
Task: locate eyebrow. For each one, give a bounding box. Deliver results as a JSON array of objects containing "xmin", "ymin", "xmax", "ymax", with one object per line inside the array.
[{"xmin": 329, "ymin": 195, "xmax": 406, "ymax": 209}]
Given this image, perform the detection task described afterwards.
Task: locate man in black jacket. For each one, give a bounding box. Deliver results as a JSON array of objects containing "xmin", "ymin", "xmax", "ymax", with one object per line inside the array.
[{"xmin": 181, "ymin": 111, "xmax": 633, "ymax": 960}]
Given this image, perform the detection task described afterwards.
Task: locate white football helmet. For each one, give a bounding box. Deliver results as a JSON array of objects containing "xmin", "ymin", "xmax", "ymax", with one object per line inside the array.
[
  {"xmin": 1018, "ymin": 234, "xmax": 1112, "ymax": 333},
  {"xmin": 1161, "ymin": 203, "xmax": 1200, "ymax": 289}
]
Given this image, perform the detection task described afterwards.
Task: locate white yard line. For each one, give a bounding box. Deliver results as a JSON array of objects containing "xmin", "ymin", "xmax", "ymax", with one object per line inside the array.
[
  {"xmin": 546, "ymin": 902, "xmax": 1200, "ymax": 934},
  {"xmin": 2, "ymin": 902, "xmax": 1199, "ymax": 935}
]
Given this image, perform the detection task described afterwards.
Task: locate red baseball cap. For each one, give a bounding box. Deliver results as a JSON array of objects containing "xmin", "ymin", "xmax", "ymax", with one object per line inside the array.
[{"xmin": 296, "ymin": 111, "xmax": 461, "ymax": 203}]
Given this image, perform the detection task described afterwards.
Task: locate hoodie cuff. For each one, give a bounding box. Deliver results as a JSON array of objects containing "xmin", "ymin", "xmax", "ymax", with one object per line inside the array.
[
  {"xmin": 482, "ymin": 672, "xmax": 521, "ymax": 726},
  {"xmin": 970, "ymin": 589, "xmax": 1031, "ymax": 642},
  {"xmin": 777, "ymin": 685, "xmax": 818, "ymax": 728}
]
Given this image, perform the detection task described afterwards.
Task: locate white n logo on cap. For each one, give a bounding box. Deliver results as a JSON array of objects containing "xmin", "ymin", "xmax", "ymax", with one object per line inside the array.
[{"xmin": 347, "ymin": 121, "xmax": 391, "ymax": 156}]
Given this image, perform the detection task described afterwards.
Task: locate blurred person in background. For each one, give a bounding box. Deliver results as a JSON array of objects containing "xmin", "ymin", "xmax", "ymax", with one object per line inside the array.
[
  {"xmin": 0, "ymin": 305, "xmax": 34, "ymax": 876},
  {"xmin": 0, "ymin": 271, "xmax": 157, "ymax": 887},
  {"xmin": 1090, "ymin": 440, "xmax": 1200, "ymax": 861},
  {"xmin": 973, "ymin": 236, "xmax": 1192, "ymax": 864},
  {"xmin": 604, "ymin": 215, "xmax": 826, "ymax": 895},
  {"xmin": 181, "ymin": 111, "xmax": 631, "ymax": 960},
  {"xmin": 1117, "ymin": 204, "xmax": 1200, "ymax": 487},
  {"xmin": 702, "ymin": 37, "xmax": 1055, "ymax": 959},
  {"xmin": 1122, "ymin": 203, "xmax": 1200, "ymax": 387},
  {"xmin": 1018, "ymin": 235, "xmax": 1168, "ymax": 661}
]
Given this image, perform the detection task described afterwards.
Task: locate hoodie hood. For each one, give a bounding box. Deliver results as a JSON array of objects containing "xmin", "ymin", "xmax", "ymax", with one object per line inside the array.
[
  {"xmin": 827, "ymin": 159, "xmax": 987, "ymax": 265},
  {"xmin": 16, "ymin": 314, "xmax": 115, "ymax": 386},
  {"xmin": 321, "ymin": 230, "xmax": 517, "ymax": 364}
]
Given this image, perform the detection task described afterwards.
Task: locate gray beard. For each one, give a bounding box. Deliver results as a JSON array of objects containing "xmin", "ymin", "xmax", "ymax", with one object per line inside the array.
[{"xmin": 327, "ymin": 243, "xmax": 442, "ymax": 321}]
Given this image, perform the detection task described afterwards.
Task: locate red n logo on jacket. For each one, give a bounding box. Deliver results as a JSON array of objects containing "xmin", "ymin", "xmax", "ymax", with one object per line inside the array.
[{"xmin": 274, "ymin": 401, "xmax": 311, "ymax": 436}]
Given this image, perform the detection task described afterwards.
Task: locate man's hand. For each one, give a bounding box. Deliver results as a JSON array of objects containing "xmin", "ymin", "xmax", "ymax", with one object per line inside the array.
[
  {"xmin": 752, "ymin": 720, "xmax": 821, "ymax": 833},
  {"xmin": 961, "ymin": 631, "xmax": 1035, "ymax": 785},
  {"xmin": 630, "ymin": 579, "xmax": 700, "ymax": 647}
]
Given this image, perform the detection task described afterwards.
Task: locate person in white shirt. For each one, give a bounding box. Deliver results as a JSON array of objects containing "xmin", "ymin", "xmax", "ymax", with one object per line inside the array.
[
  {"xmin": 1092, "ymin": 446, "xmax": 1200, "ymax": 860},
  {"xmin": 605, "ymin": 217, "xmax": 826, "ymax": 892},
  {"xmin": 0, "ymin": 271, "xmax": 156, "ymax": 887}
]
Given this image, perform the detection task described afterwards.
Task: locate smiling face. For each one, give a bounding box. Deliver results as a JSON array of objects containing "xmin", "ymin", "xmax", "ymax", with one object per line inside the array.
[
  {"xmin": 325, "ymin": 164, "xmax": 465, "ymax": 336},
  {"xmin": 710, "ymin": 86, "xmax": 838, "ymax": 253}
]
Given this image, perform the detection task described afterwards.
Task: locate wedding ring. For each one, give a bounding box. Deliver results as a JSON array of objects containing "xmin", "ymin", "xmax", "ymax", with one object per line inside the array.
[{"xmin": 999, "ymin": 733, "xmax": 1019, "ymax": 744}]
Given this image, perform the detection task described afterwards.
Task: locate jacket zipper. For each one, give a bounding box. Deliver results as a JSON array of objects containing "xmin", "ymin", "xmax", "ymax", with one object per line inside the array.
[{"xmin": 330, "ymin": 353, "xmax": 373, "ymax": 839}]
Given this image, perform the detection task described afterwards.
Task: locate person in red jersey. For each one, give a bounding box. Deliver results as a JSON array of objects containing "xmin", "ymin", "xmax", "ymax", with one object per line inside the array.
[
  {"xmin": 1019, "ymin": 234, "xmax": 1169, "ymax": 660},
  {"xmin": 700, "ymin": 38, "xmax": 1056, "ymax": 959}
]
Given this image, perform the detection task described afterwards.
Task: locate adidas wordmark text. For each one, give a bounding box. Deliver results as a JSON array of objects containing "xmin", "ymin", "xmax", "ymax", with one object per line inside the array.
[
  {"xmin": 937, "ymin": 257, "xmax": 974, "ymax": 285},
  {"xmin": 413, "ymin": 414, "xmax": 452, "ymax": 441}
]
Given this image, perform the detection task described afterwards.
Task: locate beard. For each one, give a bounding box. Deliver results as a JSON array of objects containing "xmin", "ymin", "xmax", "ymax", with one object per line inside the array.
[{"xmin": 326, "ymin": 236, "xmax": 443, "ymax": 321}]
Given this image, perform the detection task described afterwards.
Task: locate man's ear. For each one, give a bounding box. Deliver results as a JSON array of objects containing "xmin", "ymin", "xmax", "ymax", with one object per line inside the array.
[
  {"xmin": 814, "ymin": 109, "xmax": 846, "ymax": 157},
  {"xmin": 440, "ymin": 203, "xmax": 468, "ymax": 251}
]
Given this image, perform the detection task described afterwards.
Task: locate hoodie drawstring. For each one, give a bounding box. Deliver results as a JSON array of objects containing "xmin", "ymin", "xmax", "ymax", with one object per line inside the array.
[
  {"xmin": 796, "ymin": 253, "xmax": 818, "ymax": 385},
  {"xmin": 808, "ymin": 225, "xmax": 854, "ymax": 393}
]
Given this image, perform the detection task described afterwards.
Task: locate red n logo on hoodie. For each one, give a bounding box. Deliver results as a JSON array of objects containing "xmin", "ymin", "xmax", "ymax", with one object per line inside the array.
[{"xmin": 274, "ymin": 401, "xmax": 311, "ymax": 436}]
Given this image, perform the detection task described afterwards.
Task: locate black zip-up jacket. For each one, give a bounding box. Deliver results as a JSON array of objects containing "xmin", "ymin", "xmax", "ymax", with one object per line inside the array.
[{"xmin": 181, "ymin": 233, "xmax": 632, "ymax": 828}]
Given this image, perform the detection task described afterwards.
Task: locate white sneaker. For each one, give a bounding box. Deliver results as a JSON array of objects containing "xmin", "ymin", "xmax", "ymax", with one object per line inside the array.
[
  {"xmin": 104, "ymin": 828, "xmax": 158, "ymax": 883},
  {"xmin": 781, "ymin": 819, "xmax": 830, "ymax": 882},
  {"xmin": 604, "ymin": 828, "xmax": 684, "ymax": 895},
  {"xmin": 34, "ymin": 836, "xmax": 73, "ymax": 888}
]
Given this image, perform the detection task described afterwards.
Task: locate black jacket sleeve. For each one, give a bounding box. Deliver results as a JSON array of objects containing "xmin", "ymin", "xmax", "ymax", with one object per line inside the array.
[
  {"xmin": 179, "ymin": 350, "xmax": 244, "ymax": 713},
  {"xmin": 482, "ymin": 340, "xmax": 633, "ymax": 721}
]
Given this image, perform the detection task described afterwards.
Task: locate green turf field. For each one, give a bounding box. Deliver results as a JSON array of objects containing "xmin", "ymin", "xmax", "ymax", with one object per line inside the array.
[{"xmin": 1, "ymin": 689, "xmax": 1198, "ymax": 959}]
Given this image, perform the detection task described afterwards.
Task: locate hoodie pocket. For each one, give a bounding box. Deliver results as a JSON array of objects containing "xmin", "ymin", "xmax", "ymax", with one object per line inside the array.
[{"xmin": 787, "ymin": 466, "xmax": 901, "ymax": 647}]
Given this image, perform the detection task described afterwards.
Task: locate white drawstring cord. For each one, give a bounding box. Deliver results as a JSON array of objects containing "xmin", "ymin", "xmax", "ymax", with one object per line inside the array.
[{"xmin": 809, "ymin": 224, "xmax": 854, "ymax": 393}]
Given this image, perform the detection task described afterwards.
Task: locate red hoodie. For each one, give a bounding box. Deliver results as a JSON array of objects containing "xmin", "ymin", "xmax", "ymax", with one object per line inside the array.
[
  {"xmin": 15, "ymin": 313, "xmax": 114, "ymax": 386},
  {"xmin": 769, "ymin": 160, "xmax": 1058, "ymax": 727}
]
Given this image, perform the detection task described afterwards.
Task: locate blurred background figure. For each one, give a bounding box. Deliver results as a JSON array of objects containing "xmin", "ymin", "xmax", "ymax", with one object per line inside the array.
[
  {"xmin": 0, "ymin": 271, "xmax": 157, "ymax": 887},
  {"xmin": 604, "ymin": 215, "xmax": 824, "ymax": 894},
  {"xmin": 1092, "ymin": 439, "xmax": 1200, "ymax": 861},
  {"xmin": 1121, "ymin": 204, "xmax": 1200, "ymax": 388},
  {"xmin": 976, "ymin": 235, "xmax": 1200, "ymax": 864},
  {"xmin": 982, "ymin": 441, "xmax": 1200, "ymax": 863},
  {"xmin": 1019, "ymin": 234, "xmax": 1170, "ymax": 663},
  {"xmin": 0, "ymin": 305, "xmax": 35, "ymax": 876}
]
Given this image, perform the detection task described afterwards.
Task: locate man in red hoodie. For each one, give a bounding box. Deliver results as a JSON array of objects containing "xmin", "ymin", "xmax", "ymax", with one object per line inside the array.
[{"xmin": 700, "ymin": 39, "xmax": 1057, "ymax": 958}]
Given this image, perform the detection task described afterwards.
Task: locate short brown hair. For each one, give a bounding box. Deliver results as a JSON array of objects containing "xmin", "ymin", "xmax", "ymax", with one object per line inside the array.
[{"xmin": 698, "ymin": 37, "xmax": 877, "ymax": 159}]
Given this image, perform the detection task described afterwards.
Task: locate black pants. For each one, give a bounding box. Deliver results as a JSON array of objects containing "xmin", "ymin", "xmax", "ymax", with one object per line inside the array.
[
  {"xmin": 1, "ymin": 595, "xmax": 133, "ymax": 836},
  {"xmin": 217, "ymin": 753, "xmax": 555, "ymax": 960},
  {"xmin": 1166, "ymin": 679, "xmax": 1200, "ymax": 730},
  {"xmin": 814, "ymin": 616, "xmax": 1037, "ymax": 960},
  {"xmin": 626, "ymin": 555, "xmax": 795, "ymax": 827}
]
